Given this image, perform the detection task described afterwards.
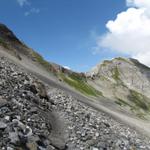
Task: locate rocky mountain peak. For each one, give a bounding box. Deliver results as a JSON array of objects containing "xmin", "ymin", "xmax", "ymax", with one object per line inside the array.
[
  {"xmin": 86, "ymin": 57, "xmax": 150, "ymax": 78},
  {"xmin": 86, "ymin": 57, "xmax": 132, "ymax": 77}
]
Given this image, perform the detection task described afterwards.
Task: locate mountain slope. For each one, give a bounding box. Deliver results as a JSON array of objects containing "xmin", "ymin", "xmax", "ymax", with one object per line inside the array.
[
  {"xmin": 86, "ymin": 57, "xmax": 150, "ymax": 119},
  {"xmin": 0, "ymin": 23, "xmax": 101, "ymax": 97},
  {"xmin": 1, "ymin": 23, "xmax": 150, "ymax": 139},
  {"xmin": 1, "ymin": 23, "xmax": 150, "ymax": 118}
]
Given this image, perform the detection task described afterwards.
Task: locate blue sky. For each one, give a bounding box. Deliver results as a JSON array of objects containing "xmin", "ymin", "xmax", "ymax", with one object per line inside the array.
[{"xmin": 0, "ymin": 0, "xmax": 127, "ymax": 72}]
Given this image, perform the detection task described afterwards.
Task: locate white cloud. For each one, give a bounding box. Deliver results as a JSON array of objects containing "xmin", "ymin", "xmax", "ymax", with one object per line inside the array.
[
  {"xmin": 127, "ymin": 0, "xmax": 150, "ymax": 8},
  {"xmin": 24, "ymin": 8, "xmax": 40, "ymax": 16},
  {"xmin": 15, "ymin": 0, "xmax": 40, "ymax": 16},
  {"xmin": 16, "ymin": 0, "xmax": 29, "ymax": 7},
  {"xmin": 96, "ymin": 0, "xmax": 150, "ymax": 67}
]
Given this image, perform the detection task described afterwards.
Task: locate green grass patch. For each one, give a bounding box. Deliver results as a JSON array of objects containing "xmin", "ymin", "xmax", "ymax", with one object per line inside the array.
[
  {"xmin": 60, "ymin": 73, "xmax": 102, "ymax": 97},
  {"xmin": 112, "ymin": 66, "xmax": 120, "ymax": 80},
  {"xmin": 129, "ymin": 90, "xmax": 150, "ymax": 111},
  {"xmin": 115, "ymin": 97, "xmax": 148, "ymax": 120},
  {"xmin": 69, "ymin": 73, "xmax": 86, "ymax": 82},
  {"xmin": 32, "ymin": 52, "xmax": 50, "ymax": 68}
]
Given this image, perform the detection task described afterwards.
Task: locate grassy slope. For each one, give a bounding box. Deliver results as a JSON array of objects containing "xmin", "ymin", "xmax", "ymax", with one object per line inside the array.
[
  {"xmin": 107, "ymin": 65, "xmax": 150, "ymax": 119},
  {"xmin": 115, "ymin": 89, "xmax": 150, "ymax": 119},
  {"xmin": 129, "ymin": 90, "xmax": 150, "ymax": 111},
  {"xmin": 111, "ymin": 66, "xmax": 150, "ymax": 112},
  {"xmin": 60, "ymin": 73, "xmax": 103, "ymax": 97}
]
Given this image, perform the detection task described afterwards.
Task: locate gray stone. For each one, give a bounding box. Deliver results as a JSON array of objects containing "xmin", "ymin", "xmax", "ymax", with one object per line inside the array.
[
  {"xmin": 7, "ymin": 147, "xmax": 14, "ymax": 150},
  {"xmin": 9, "ymin": 132, "xmax": 20, "ymax": 145},
  {"xmin": 0, "ymin": 121, "xmax": 7, "ymax": 129}
]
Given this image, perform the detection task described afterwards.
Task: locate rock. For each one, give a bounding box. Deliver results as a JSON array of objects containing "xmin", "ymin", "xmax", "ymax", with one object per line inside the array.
[
  {"xmin": 95, "ymin": 132, "xmax": 99, "ymax": 137},
  {"xmin": 30, "ymin": 107, "xmax": 38, "ymax": 114},
  {"xmin": 38, "ymin": 146, "xmax": 47, "ymax": 150},
  {"xmin": 0, "ymin": 97, "xmax": 8, "ymax": 108},
  {"xmin": 91, "ymin": 147, "xmax": 99, "ymax": 150},
  {"xmin": 26, "ymin": 141, "xmax": 38, "ymax": 150},
  {"xmin": 47, "ymin": 145, "xmax": 55, "ymax": 150},
  {"xmin": 7, "ymin": 147, "xmax": 14, "ymax": 150},
  {"xmin": 9, "ymin": 132, "xmax": 20, "ymax": 145},
  {"xmin": 4, "ymin": 116, "xmax": 10, "ymax": 121},
  {"xmin": 49, "ymin": 137, "xmax": 67, "ymax": 150},
  {"xmin": 104, "ymin": 122, "xmax": 110, "ymax": 128},
  {"xmin": 0, "ymin": 121, "xmax": 7, "ymax": 130},
  {"xmin": 24, "ymin": 126, "xmax": 33, "ymax": 137},
  {"xmin": 31, "ymin": 81, "xmax": 48, "ymax": 99},
  {"xmin": 30, "ymin": 84, "xmax": 38, "ymax": 94}
]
